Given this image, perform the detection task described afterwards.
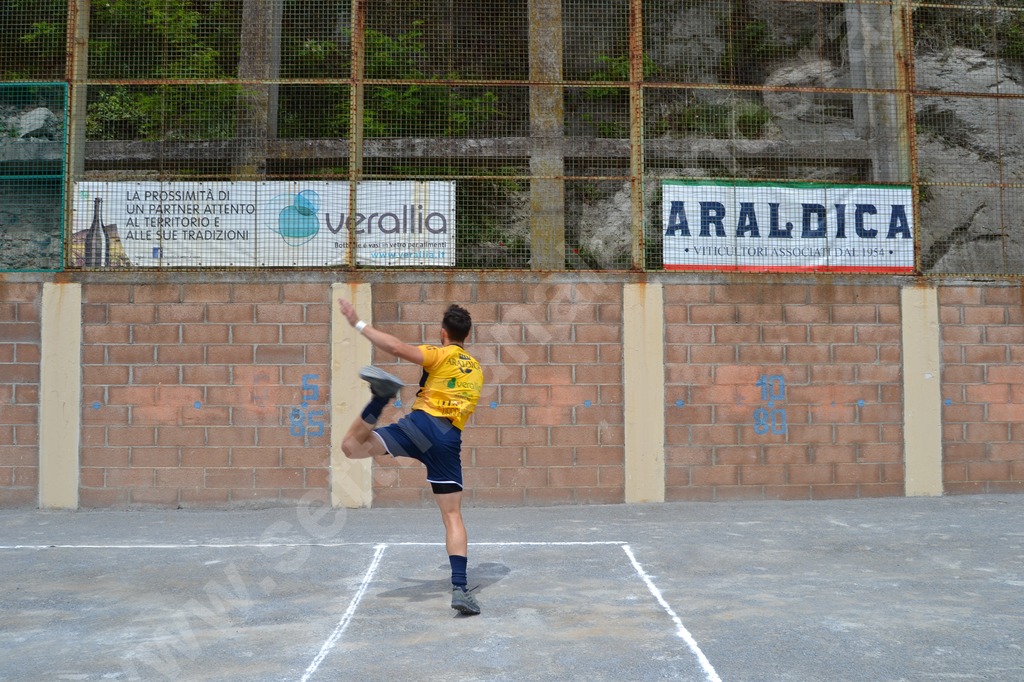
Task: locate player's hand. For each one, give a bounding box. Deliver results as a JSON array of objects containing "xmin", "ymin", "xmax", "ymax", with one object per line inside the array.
[{"xmin": 337, "ymin": 298, "xmax": 360, "ymax": 327}]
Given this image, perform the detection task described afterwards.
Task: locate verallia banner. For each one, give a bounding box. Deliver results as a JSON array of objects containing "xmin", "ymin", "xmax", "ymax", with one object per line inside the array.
[{"xmin": 72, "ymin": 181, "xmax": 456, "ymax": 268}]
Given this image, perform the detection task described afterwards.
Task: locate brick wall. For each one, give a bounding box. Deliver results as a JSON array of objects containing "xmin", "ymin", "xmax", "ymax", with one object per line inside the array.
[
  {"xmin": 79, "ymin": 283, "xmax": 332, "ymax": 507},
  {"xmin": 3, "ymin": 276, "xmax": 1024, "ymax": 509},
  {"xmin": 0, "ymin": 283, "xmax": 41, "ymax": 506},
  {"xmin": 939, "ymin": 286, "xmax": 1024, "ymax": 494},
  {"xmin": 365, "ymin": 280, "xmax": 625, "ymax": 506},
  {"xmin": 664, "ymin": 282, "xmax": 905, "ymax": 501}
]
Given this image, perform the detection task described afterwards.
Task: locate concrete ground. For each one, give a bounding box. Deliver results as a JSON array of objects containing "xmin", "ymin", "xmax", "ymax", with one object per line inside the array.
[{"xmin": 1, "ymin": 494, "xmax": 1022, "ymax": 681}]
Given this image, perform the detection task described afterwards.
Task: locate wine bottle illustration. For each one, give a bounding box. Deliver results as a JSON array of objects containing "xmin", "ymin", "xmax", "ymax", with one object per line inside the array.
[{"xmin": 84, "ymin": 197, "xmax": 113, "ymax": 267}]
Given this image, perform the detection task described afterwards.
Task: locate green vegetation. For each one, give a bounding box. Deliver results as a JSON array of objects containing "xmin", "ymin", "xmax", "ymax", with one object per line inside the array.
[
  {"xmin": 87, "ymin": 0, "xmax": 242, "ymax": 79},
  {"xmin": 0, "ymin": 0, "xmax": 67, "ymax": 79},
  {"xmin": 82, "ymin": 0, "xmax": 242, "ymax": 140},
  {"xmin": 578, "ymin": 54, "xmax": 657, "ymax": 138},
  {"xmin": 280, "ymin": 21, "xmax": 500, "ymax": 140},
  {"xmin": 86, "ymin": 85, "xmax": 239, "ymax": 141},
  {"xmin": 5, "ymin": 2, "xmax": 499, "ymax": 141},
  {"xmin": 654, "ymin": 101, "xmax": 772, "ymax": 139},
  {"xmin": 915, "ymin": 7, "xmax": 1024, "ymax": 61},
  {"xmin": 361, "ymin": 23, "xmax": 501, "ymax": 138},
  {"xmin": 586, "ymin": 54, "xmax": 659, "ymax": 92},
  {"xmin": 1004, "ymin": 15, "xmax": 1024, "ymax": 60},
  {"xmin": 719, "ymin": 18, "xmax": 773, "ymax": 84},
  {"xmin": 717, "ymin": 0, "xmax": 835, "ymax": 85}
]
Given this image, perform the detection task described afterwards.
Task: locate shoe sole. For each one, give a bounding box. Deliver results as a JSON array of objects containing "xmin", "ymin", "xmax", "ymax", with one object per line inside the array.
[
  {"xmin": 358, "ymin": 366, "xmax": 404, "ymax": 398},
  {"xmin": 358, "ymin": 365, "xmax": 404, "ymax": 385}
]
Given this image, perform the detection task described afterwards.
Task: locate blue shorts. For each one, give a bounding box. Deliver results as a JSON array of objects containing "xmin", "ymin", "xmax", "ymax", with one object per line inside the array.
[{"xmin": 373, "ymin": 410, "xmax": 464, "ymax": 490}]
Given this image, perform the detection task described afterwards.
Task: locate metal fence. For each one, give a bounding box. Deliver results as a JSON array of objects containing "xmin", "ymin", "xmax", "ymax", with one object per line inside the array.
[
  {"xmin": 0, "ymin": 83, "xmax": 66, "ymax": 272},
  {"xmin": 1, "ymin": 0, "xmax": 1022, "ymax": 275}
]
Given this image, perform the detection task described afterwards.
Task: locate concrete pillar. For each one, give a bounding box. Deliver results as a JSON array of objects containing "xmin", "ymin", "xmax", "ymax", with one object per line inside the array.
[
  {"xmin": 846, "ymin": 2, "xmax": 909, "ymax": 182},
  {"xmin": 331, "ymin": 282, "xmax": 374, "ymax": 508},
  {"xmin": 623, "ymin": 282, "xmax": 665, "ymax": 502},
  {"xmin": 901, "ymin": 285, "xmax": 944, "ymax": 496},
  {"xmin": 233, "ymin": 0, "xmax": 285, "ymax": 177},
  {"xmin": 38, "ymin": 283, "xmax": 82, "ymax": 509},
  {"xmin": 529, "ymin": 0, "xmax": 566, "ymax": 270}
]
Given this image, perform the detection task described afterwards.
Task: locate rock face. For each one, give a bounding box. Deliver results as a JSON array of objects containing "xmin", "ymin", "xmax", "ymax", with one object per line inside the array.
[
  {"xmin": 913, "ymin": 48, "xmax": 1024, "ymax": 274},
  {"xmin": 17, "ymin": 108, "xmax": 60, "ymax": 139},
  {"xmin": 0, "ymin": 105, "xmax": 65, "ymax": 271},
  {"xmin": 762, "ymin": 58, "xmax": 859, "ymax": 141},
  {"xmin": 1, "ymin": 105, "xmax": 62, "ymax": 141},
  {"xmin": 0, "ymin": 180, "xmax": 63, "ymax": 271}
]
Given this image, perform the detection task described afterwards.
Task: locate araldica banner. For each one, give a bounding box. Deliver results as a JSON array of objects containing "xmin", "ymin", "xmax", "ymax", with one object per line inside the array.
[
  {"xmin": 72, "ymin": 180, "xmax": 456, "ymax": 268},
  {"xmin": 662, "ymin": 180, "xmax": 914, "ymax": 273}
]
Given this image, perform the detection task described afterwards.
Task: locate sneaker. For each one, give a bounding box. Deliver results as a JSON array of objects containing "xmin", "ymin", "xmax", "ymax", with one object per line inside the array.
[
  {"xmin": 358, "ymin": 366, "xmax": 404, "ymax": 401},
  {"xmin": 451, "ymin": 586, "xmax": 481, "ymax": 616}
]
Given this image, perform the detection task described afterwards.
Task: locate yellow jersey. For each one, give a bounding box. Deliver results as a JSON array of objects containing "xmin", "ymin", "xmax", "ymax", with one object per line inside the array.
[{"xmin": 411, "ymin": 344, "xmax": 484, "ymax": 430}]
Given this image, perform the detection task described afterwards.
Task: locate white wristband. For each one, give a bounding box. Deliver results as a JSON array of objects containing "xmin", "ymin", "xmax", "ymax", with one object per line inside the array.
[{"xmin": 354, "ymin": 320, "xmax": 367, "ymax": 333}]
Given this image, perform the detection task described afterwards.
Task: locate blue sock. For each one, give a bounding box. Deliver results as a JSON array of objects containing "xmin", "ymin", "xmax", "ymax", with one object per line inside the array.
[
  {"xmin": 360, "ymin": 395, "xmax": 388, "ymax": 425},
  {"xmin": 449, "ymin": 555, "xmax": 468, "ymax": 589}
]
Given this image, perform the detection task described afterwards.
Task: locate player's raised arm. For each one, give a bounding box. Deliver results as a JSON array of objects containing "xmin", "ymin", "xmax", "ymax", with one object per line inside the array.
[{"xmin": 337, "ymin": 297, "xmax": 424, "ymax": 365}]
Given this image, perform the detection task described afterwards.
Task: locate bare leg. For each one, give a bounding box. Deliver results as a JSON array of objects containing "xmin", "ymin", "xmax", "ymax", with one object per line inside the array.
[
  {"xmin": 435, "ymin": 491, "xmax": 468, "ymax": 557},
  {"xmin": 341, "ymin": 416, "xmax": 386, "ymax": 459},
  {"xmin": 437, "ymin": 490, "xmax": 481, "ymax": 615}
]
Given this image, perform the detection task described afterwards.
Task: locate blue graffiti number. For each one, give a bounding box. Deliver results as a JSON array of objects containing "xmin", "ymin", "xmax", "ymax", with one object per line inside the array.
[
  {"xmin": 756, "ymin": 374, "xmax": 786, "ymax": 407},
  {"xmin": 754, "ymin": 375, "xmax": 787, "ymax": 435},
  {"xmin": 291, "ymin": 374, "xmax": 325, "ymax": 437},
  {"xmin": 753, "ymin": 408, "xmax": 787, "ymax": 435}
]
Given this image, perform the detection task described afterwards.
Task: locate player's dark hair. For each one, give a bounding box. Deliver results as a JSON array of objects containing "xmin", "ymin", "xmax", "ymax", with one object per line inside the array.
[{"xmin": 443, "ymin": 304, "xmax": 472, "ymax": 343}]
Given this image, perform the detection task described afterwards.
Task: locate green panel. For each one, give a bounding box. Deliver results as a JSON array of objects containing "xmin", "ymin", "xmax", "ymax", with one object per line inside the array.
[{"xmin": 0, "ymin": 83, "xmax": 67, "ymax": 272}]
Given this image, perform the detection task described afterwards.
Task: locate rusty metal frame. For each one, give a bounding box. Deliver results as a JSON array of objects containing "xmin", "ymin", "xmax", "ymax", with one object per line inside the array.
[
  {"xmin": 348, "ymin": 0, "xmax": 366, "ymax": 268},
  {"xmin": 16, "ymin": 0, "xmax": 1022, "ymax": 276}
]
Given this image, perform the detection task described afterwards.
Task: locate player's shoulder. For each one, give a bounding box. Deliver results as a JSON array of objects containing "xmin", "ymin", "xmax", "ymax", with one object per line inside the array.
[{"xmin": 453, "ymin": 347, "xmax": 482, "ymax": 370}]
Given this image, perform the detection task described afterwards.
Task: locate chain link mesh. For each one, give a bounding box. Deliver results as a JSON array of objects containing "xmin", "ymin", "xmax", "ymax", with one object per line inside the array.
[
  {"xmin": 1, "ymin": 0, "xmax": 1023, "ymax": 274},
  {"xmin": 0, "ymin": 83, "xmax": 66, "ymax": 272}
]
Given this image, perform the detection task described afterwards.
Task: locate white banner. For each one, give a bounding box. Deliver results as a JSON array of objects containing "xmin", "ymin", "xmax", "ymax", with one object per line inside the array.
[
  {"xmin": 661, "ymin": 181, "xmax": 914, "ymax": 273},
  {"xmin": 72, "ymin": 181, "xmax": 456, "ymax": 267}
]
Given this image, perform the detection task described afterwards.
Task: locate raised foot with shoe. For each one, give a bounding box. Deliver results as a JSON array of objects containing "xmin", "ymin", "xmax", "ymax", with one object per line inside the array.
[{"xmin": 358, "ymin": 365, "xmax": 404, "ymax": 401}]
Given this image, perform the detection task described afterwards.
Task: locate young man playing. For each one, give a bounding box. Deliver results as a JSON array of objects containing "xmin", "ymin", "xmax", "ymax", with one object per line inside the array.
[{"xmin": 337, "ymin": 298, "xmax": 484, "ymax": 616}]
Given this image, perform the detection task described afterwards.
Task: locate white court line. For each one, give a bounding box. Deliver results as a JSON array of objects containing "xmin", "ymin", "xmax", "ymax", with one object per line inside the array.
[
  {"xmin": 299, "ymin": 543, "xmax": 387, "ymax": 682},
  {"xmin": 622, "ymin": 544, "xmax": 722, "ymax": 682},
  {"xmin": 0, "ymin": 541, "xmax": 628, "ymax": 550},
  {"xmin": 378, "ymin": 541, "xmax": 630, "ymax": 546},
  {"xmin": 3, "ymin": 539, "xmax": 720, "ymax": 681},
  {"xmin": 0, "ymin": 544, "xmax": 368, "ymax": 550}
]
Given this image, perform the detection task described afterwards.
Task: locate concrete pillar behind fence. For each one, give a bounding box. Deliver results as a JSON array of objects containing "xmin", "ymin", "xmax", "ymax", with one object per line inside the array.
[
  {"xmin": 846, "ymin": 2, "xmax": 908, "ymax": 183},
  {"xmin": 529, "ymin": 0, "xmax": 566, "ymax": 270},
  {"xmin": 234, "ymin": 0, "xmax": 285, "ymax": 178}
]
